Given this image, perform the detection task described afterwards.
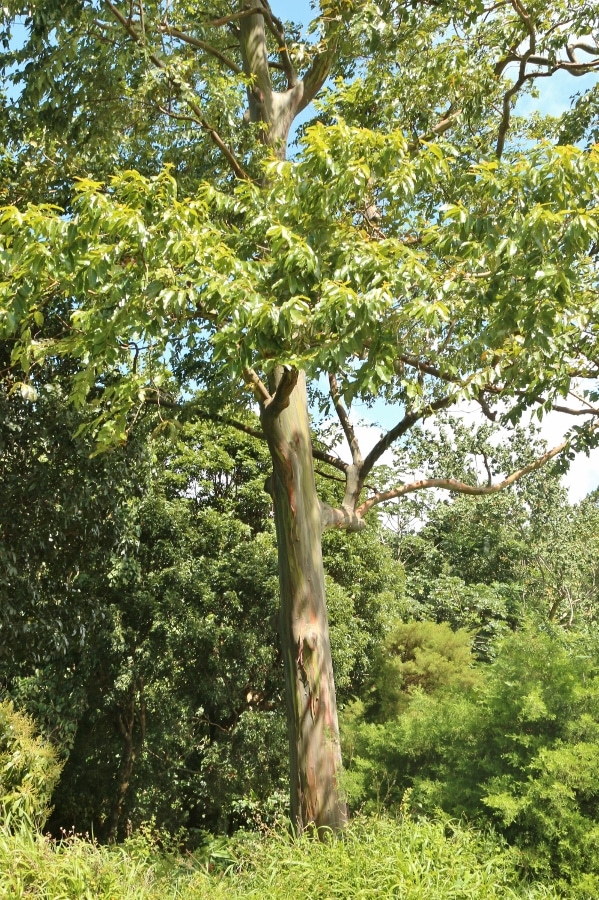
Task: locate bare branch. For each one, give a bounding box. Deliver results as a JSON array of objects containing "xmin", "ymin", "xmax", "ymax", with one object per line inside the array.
[
  {"xmin": 361, "ymin": 394, "xmax": 456, "ymax": 479},
  {"xmin": 494, "ymin": 6, "xmax": 599, "ymax": 154},
  {"xmin": 357, "ymin": 432, "xmax": 580, "ymax": 517},
  {"xmin": 300, "ymin": 19, "xmax": 341, "ymax": 111},
  {"xmin": 567, "ymin": 40, "xmax": 599, "ymax": 64},
  {"xmin": 552, "ymin": 404, "xmax": 598, "ymax": 416},
  {"xmin": 476, "ymin": 391, "xmax": 497, "ymax": 422},
  {"xmin": 328, "ymin": 373, "xmax": 362, "ymax": 466},
  {"xmin": 144, "ymin": 387, "xmax": 349, "ymax": 471},
  {"xmin": 397, "ymin": 353, "xmax": 454, "ymax": 383},
  {"xmin": 314, "ymin": 467, "xmax": 348, "ymax": 486},
  {"xmin": 158, "ymin": 24, "xmax": 242, "ymax": 74},
  {"xmin": 312, "ymin": 447, "xmax": 349, "ymax": 473},
  {"xmin": 243, "ymin": 366, "xmax": 272, "ymax": 405}
]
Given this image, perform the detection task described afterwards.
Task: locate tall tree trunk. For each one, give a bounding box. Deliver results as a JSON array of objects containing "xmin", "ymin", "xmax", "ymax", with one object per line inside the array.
[
  {"xmin": 107, "ymin": 678, "xmax": 145, "ymax": 843},
  {"xmin": 261, "ymin": 370, "xmax": 348, "ymax": 834},
  {"xmin": 239, "ymin": 3, "xmax": 346, "ymax": 833}
]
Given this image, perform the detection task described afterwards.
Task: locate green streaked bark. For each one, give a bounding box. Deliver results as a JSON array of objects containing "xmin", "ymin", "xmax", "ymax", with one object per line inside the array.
[{"xmin": 261, "ymin": 370, "xmax": 347, "ymax": 833}]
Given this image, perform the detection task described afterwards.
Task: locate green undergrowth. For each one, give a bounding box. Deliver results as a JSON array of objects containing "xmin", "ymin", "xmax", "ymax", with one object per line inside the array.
[{"xmin": 0, "ymin": 816, "xmax": 569, "ymax": 900}]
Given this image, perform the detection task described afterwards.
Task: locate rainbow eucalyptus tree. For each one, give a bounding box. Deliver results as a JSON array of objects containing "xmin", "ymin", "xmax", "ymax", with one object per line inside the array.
[{"xmin": 1, "ymin": 0, "xmax": 599, "ymax": 831}]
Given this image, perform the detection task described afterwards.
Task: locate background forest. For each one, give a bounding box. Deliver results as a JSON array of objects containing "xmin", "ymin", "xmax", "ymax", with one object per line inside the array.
[{"xmin": 3, "ymin": 383, "xmax": 599, "ymax": 897}]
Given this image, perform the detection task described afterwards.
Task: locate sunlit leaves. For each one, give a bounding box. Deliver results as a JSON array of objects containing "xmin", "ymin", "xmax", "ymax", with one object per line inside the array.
[{"xmin": 1, "ymin": 124, "xmax": 599, "ymax": 444}]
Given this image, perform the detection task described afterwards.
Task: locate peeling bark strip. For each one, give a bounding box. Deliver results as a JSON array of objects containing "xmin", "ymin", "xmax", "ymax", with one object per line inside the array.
[{"xmin": 261, "ymin": 371, "xmax": 347, "ymax": 833}]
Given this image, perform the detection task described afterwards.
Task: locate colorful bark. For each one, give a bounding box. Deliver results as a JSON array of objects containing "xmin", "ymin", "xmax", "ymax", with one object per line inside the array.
[{"xmin": 261, "ymin": 371, "xmax": 347, "ymax": 833}]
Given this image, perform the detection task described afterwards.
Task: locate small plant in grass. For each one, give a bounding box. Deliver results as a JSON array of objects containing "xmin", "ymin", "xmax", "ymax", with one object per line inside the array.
[{"xmin": 0, "ymin": 699, "xmax": 62, "ymax": 830}]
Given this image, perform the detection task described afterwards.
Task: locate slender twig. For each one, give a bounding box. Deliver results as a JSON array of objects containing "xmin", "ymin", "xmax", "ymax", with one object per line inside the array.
[
  {"xmin": 314, "ymin": 467, "xmax": 349, "ymax": 486},
  {"xmin": 104, "ymin": 0, "xmax": 249, "ymax": 180},
  {"xmin": 105, "ymin": 0, "xmax": 165, "ymax": 69},
  {"xmin": 155, "ymin": 103, "xmax": 248, "ymax": 180},
  {"xmin": 209, "ymin": 8, "xmax": 263, "ymax": 28},
  {"xmin": 328, "ymin": 373, "xmax": 362, "ymax": 466}
]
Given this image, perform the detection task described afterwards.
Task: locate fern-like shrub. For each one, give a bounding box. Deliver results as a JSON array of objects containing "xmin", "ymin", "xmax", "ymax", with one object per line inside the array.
[{"xmin": 0, "ymin": 699, "xmax": 62, "ymax": 830}]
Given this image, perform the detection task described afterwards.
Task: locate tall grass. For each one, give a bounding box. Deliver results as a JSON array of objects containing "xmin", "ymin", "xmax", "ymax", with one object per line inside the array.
[{"xmin": 0, "ymin": 816, "xmax": 571, "ymax": 899}]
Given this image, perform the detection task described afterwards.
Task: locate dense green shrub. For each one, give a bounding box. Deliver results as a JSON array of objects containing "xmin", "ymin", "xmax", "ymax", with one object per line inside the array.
[
  {"xmin": 365, "ymin": 620, "xmax": 480, "ymax": 720},
  {"xmin": 0, "ymin": 700, "xmax": 61, "ymax": 829},
  {"xmin": 342, "ymin": 624, "xmax": 599, "ymax": 890}
]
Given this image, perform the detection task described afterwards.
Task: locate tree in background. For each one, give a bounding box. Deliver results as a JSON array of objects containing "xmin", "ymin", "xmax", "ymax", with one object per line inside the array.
[
  {"xmin": 396, "ymin": 420, "xmax": 599, "ymax": 639},
  {"xmin": 0, "ymin": 355, "xmax": 150, "ymax": 751},
  {"xmin": 2, "ymin": 0, "xmax": 599, "ymax": 831}
]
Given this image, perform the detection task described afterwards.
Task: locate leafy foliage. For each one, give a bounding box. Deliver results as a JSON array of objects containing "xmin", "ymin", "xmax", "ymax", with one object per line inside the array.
[
  {"xmin": 6, "ymin": 418, "xmax": 404, "ymax": 840},
  {"xmin": 2, "ymin": 0, "xmax": 599, "ymax": 839},
  {"xmin": 343, "ymin": 626, "xmax": 599, "ymax": 889},
  {"xmin": 0, "ymin": 700, "xmax": 61, "ymax": 830}
]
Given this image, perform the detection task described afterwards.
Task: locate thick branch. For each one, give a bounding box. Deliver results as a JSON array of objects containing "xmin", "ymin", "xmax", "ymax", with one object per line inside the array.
[
  {"xmin": 299, "ymin": 19, "xmax": 340, "ymax": 112},
  {"xmin": 361, "ymin": 394, "xmax": 456, "ymax": 479},
  {"xmin": 158, "ymin": 24, "xmax": 242, "ymax": 74},
  {"xmin": 320, "ymin": 501, "xmax": 366, "ymax": 532},
  {"xmin": 357, "ymin": 433, "xmax": 575, "ymax": 517},
  {"xmin": 264, "ymin": 365, "xmax": 299, "ymax": 417},
  {"xmin": 243, "ymin": 366, "xmax": 272, "ymax": 405},
  {"xmin": 406, "ymin": 107, "xmax": 461, "ymax": 152},
  {"xmin": 239, "ymin": 3, "xmax": 273, "ymax": 104},
  {"xmin": 567, "ymin": 40, "xmax": 599, "ymax": 63},
  {"xmin": 496, "ymin": 0, "xmax": 536, "ymax": 157},
  {"xmin": 259, "ymin": 1, "xmax": 298, "ymax": 88},
  {"xmin": 312, "ymin": 447, "xmax": 349, "ymax": 473}
]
